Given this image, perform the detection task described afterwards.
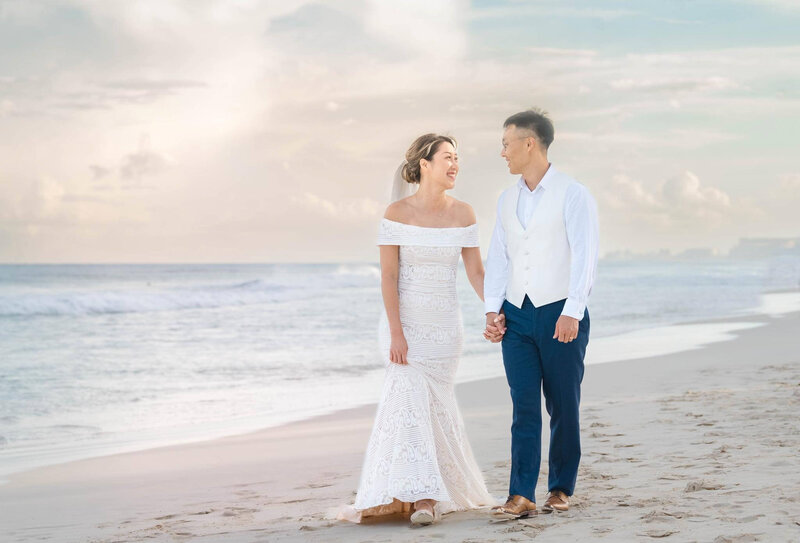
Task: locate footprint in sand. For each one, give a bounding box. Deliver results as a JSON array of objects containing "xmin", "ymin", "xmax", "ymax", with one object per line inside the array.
[
  {"xmin": 637, "ymin": 529, "xmax": 680, "ymax": 538},
  {"xmin": 585, "ymin": 472, "xmax": 615, "ymax": 480},
  {"xmin": 641, "ymin": 510, "xmax": 686, "ymax": 522},
  {"xmin": 684, "ymin": 480, "xmax": 724, "ymax": 492},
  {"xmin": 281, "ymin": 497, "xmax": 312, "ymax": 504},
  {"xmin": 235, "ymin": 489, "xmax": 260, "ymax": 498},
  {"xmin": 613, "ymin": 496, "xmax": 634, "ymax": 507},
  {"xmin": 190, "ymin": 509, "xmax": 214, "ymax": 516},
  {"xmin": 233, "ymin": 479, "xmax": 272, "ymax": 487},
  {"xmin": 712, "ymin": 535, "xmax": 761, "ymax": 543},
  {"xmin": 222, "ymin": 506, "xmax": 257, "ymax": 517},
  {"xmin": 293, "ymin": 482, "xmax": 333, "ymax": 489},
  {"xmin": 733, "ymin": 515, "xmax": 763, "ymax": 524},
  {"xmin": 713, "ymin": 444, "xmax": 743, "ymax": 454}
]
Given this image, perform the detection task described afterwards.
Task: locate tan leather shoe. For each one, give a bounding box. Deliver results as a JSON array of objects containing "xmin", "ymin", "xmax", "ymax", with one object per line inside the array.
[
  {"xmin": 541, "ymin": 490, "xmax": 569, "ymax": 513},
  {"xmin": 491, "ymin": 494, "xmax": 537, "ymax": 519}
]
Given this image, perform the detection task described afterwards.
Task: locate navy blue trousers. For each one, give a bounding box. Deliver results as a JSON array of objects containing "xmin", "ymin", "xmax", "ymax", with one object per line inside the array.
[{"xmin": 501, "ymin": 296, "xmax": 589, "ymax": 502}]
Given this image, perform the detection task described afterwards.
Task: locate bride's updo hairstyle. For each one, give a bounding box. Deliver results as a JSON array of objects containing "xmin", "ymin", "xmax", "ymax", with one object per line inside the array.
[{"xmin": 402, "ymin": 133, "xmax": 458, "ymax": 184}]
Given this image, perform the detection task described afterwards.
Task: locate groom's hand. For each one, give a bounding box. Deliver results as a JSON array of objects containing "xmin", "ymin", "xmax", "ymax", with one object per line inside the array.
[
  {"xmin": 483, "ymin": 312, "xmax": 506, "ymax": 343},
  {"xmin": 553, "ymin": 315, "xmax": 579, "ymax": 343}
]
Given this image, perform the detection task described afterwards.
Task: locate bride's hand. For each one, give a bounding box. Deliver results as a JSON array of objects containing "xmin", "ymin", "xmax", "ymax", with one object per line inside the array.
[{"xmin": 389, "ymin": 332, "xmax": 408, "ymax": 365}]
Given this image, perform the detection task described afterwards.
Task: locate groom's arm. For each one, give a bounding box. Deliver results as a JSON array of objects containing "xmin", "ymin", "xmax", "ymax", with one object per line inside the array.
[
  {"xmin": 561, "ymin": 184, "xmax": 599, "ymax": 320},
  {"xmin": 484, "ymin": 193, "xmax": 509, "ymax": 315}
]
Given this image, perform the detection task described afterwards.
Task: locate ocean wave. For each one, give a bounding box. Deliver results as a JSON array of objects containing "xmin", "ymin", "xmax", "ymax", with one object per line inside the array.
[
  {"xmin": 0, "ymin": 267, "xmax": 381, "ymax": 317},
  {"xmin": 336, "ymin": 264, "xmax": 381, "ymax": 278}
]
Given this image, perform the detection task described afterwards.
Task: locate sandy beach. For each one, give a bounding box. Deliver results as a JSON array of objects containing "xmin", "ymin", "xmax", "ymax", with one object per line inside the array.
[{"xmin": 1, "ymin": 309, "xmax": 799, "ymax": 543}]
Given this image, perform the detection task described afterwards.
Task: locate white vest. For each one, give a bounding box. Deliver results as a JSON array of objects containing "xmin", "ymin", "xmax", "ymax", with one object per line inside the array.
[{"xmin": 501, "ymin": 171, "xmax": 574, "ymax": 309}]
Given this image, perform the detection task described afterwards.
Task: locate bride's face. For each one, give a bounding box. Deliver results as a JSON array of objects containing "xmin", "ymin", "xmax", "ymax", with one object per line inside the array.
[{"xmin": 421, "ymin": 142, "xmax": 459, "ymax": 189}]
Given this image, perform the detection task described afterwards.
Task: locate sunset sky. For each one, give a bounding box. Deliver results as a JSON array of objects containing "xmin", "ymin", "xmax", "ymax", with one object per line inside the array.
[{"xmin": 1, "ymin": 0, "xmax": 799, "ymax": 263}]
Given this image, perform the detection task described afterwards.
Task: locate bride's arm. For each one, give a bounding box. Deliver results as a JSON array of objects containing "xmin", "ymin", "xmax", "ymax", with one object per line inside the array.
[
  {"xmin": 380, "ymin": 245, "xmax": 408, "ymax": 364},
  {"xmin": 462, "ymin": 247, "xmax": 485, "ymax": 302},
  {"xmin": 455, "ymin": 201, "xmax": 485, "ymax": 301}
]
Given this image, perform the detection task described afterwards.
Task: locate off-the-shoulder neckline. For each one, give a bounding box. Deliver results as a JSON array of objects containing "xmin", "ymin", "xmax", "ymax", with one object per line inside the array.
[{"xmin": 382, "ymin": 218, "xmax": 477, "ymax": 230}]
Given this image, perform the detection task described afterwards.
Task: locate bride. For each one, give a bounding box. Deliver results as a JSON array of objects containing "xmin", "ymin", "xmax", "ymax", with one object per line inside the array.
[{"xmin": 339, "ymin": 134, "xmax": 494, "ymax": 526}]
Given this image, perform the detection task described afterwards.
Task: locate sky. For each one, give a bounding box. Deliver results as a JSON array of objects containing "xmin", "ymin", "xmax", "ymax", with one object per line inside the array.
[{"xmin": 1, "ymin": 0, "xmax": 799, "ymax": 263}]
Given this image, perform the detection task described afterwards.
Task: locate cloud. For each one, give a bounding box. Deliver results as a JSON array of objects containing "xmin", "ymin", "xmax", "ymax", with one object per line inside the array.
[
  {"xmin": 0, "ymin": 1, "xmax": 48, "ymax": 23},
  {"xmin": 19, "ymin": 177, "xmax": 65, "ymax": 221},
  {"xmin": 0, "ymin": 99, "xmax": 15, "ymax": 117},
  {"xmin": 290, "ymin": 192, "xmax": 383, "ymax": 222},
  {"xmin": 609, "ymin": 76, "xmax": 738, "ymax": 93},
  {"xmin": 120, "ymin": 150, "xmax": 170, "ymax": 181},
  {"xmin": 90, "ymin": 165, "xmax": 111, "ymax": 179},
  {"xmin": 267, "ymin": 3, "xmax": 388, "ymax": 60},
  {"xmin": 594, "ymin": 170, "xmax": 779, "ymax": 254},
  {"xmin": 662, "ymin": 171, "xmax": 731, "ymax": 215},
  {"xmin": 738, "ymin": 0, "xmax": 800, "ymax": 11},
  {"xmin": 527, "ymin": 47, "xmax": 598, "ymax": 58},
  {"xmin": 46, "ymin": 78, "xmax": 209, "ymax": 112},
  {"xmin": 119, "ymin": 137, "xmax": 174, "ymax": 183},
  {"xmin": 603, "ymin": 171, "xmax": 732, "ymax": 226},
  {"xmin": 470, "ymin": 6, "xmax": 638, "ymax": 21},
  {"xmin": 60, "ymin": 193, "xmax": 118, "ymax": 205},
  {"xmin": 775, "ymin": 173, "xmax": 800, "ymax": 198},
  {"xmin": 607, "ymin": 174, "xmax": 661, "ymax": 209},
  {"xmin": 651, "ymin": 17, "xmax": 701, "ymax": 25},
  {"xmin": 364, "ymin": 0, "xmax": 468, "ymax": 60},
  {"xmin": 101, "ymin": 77, "xmax": 207, "ymax": 93}
]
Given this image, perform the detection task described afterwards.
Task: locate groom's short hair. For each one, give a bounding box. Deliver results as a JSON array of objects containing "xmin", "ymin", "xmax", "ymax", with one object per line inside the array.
[{"xmin": 504, "ymin": 109, "xmax": 554, "ymax": 150}]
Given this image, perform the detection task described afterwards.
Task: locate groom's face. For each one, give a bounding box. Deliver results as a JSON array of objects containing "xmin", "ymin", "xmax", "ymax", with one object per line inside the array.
[{"xmin": 501, "ymin": 125, "xmax": 532, "ymax": 175}]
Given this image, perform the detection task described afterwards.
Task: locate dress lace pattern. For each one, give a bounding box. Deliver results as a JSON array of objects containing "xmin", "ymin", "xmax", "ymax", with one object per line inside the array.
[{"xmin": 339, "ymin": 219, "xmax": 494, "ymax": 522}]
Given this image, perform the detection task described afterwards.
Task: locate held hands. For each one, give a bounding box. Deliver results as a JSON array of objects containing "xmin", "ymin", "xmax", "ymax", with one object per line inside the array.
[
  {"xmin": 483, "ymin": 312, "xmax": 506, "ymax": 343},
  {"xmin": 482, "ymin": 311, "xmax": 578, "ymax": 343},
  {"xmin": 554, "ymin": 315, "xmax": 579, "ymax": 343},
  {"xmin": 389, "ymin": 330, "xmax": 409, "ymax": 364}
]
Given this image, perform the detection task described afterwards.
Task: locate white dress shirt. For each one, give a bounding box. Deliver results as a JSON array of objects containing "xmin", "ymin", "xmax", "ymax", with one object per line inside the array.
[{"xmin": 484, "ymin": 165, "xmax": 599, "ymax": 320}]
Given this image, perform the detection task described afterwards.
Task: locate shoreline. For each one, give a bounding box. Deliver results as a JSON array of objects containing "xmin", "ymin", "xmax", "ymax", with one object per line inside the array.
[
  {"xmin": 1, "ymin": 309, "xmax": 799, "ymax": 541},
  {"xmin": 2, "ymin": 290, "xmax": 799, "ymax": 483}
]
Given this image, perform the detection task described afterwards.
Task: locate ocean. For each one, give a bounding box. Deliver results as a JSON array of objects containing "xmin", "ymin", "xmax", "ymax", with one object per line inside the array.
[{"xmin": 1, "ymin": 257, "xmax": 799, "ymax": 479}]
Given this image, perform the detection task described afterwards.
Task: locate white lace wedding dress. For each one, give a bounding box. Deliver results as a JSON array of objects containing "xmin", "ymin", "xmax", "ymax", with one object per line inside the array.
[{"xmin": 339, "ymin": 219, "xmax": 495, "ymax": 522}]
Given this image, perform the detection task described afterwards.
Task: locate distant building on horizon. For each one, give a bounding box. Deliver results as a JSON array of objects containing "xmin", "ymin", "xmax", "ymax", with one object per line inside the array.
[
  {"xmin": 602, "ymin": 249, "xmax": 673, "ymax": 261},
  {"xmin": 728, "ymin": 237, "xmax": 800, "ymax": 259},
  {"xmin": 675, "ymin": 247, "xmax": 721, "ymax": 260}
]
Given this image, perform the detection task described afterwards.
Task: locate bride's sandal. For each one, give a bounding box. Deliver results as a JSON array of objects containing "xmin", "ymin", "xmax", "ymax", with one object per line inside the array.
[{"xmin": 410, "ymin": 501, "xmax": 436, "ymax": 525}]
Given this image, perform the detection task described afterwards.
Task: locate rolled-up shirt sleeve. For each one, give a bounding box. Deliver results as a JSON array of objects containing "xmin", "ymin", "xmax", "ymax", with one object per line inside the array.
[
  {"xmin": 562, "ymin": 184, "xmax": 599, "ymax": 320},
  {"xmin": 484, "ymin": 192, "xmax": 509, "ymax": 314}
]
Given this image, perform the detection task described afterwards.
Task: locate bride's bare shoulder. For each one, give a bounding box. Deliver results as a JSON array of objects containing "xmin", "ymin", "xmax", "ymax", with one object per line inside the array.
[
  {"xmin": 384, "ymin": 198, "xmax": 414, "ymax": 222},
  {"xmin": 449, "ymin": 198, "xmax": 477, "ymax": 226}
]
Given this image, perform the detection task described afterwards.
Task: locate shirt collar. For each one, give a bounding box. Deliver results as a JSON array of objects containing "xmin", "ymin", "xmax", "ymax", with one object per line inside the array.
[{"xmin": 517, "ymin": 163, "xmax": 557, "ymax": 194}]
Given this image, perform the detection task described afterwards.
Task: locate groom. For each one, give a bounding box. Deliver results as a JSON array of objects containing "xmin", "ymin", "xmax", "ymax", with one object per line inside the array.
[{"xmin": 483, "ymin": 109, "xmax": 598, "ymax": 517}]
